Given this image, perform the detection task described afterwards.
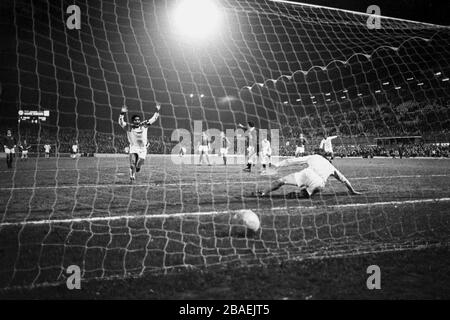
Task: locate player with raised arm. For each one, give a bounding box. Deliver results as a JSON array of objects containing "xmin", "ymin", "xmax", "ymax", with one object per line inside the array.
[
  {"xmin": 119, "ymin": 104, "xmax": 160, "ymax": 182},
  {"xmin": 198, "ymin": 131, "xmax": 211, "ymax": 165},
  {"xmin": 256, "ymin": 153, "xmax": 361, "ymax": 198},
  {"xmin": 238, "ymin": 121, "xmax": 256, "ymax": 172},
  {"xmin": 3, "ymin": 129, "xmax": 17, "ymax": 168},
  {"xmin": 219, "ymin": 131, "xmax": 231, "ymax": 165},
  {"xmin": 319, "ymin": 133, "xmax": 337, "ymax": 160}
]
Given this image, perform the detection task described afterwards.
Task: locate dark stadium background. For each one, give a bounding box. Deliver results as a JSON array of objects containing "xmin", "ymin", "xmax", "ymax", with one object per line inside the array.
[{"xmin": 0, "ymin": 0, "xmax": 449, "ymax": 136}]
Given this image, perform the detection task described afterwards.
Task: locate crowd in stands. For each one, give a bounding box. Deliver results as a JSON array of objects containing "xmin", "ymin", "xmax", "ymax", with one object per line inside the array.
[
  {"xmin": 333, "ymin": 143, "xmax": 450, "ymax": 158},
  {"xmin": 2, "ymin": 97, "xmax": 449, "ymax": 158}
]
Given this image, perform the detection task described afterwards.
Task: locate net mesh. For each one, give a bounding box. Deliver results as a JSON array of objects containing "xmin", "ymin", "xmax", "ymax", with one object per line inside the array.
[{"xmin": 0, "ymin": 0, "xmax": 449, "ymax": 289}]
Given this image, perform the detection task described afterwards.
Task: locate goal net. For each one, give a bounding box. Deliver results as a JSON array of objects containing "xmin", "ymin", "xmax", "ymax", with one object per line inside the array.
[{"xmin": 0, "ymin": 0, "xmax": 449, "ymax": 290}]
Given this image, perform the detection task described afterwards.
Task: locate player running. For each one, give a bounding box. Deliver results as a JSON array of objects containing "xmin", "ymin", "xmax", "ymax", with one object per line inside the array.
[
  {"xmin": 256, "ymin": 153, "xmax": 361, "ymax": 198},
  {"xmin": 3, "ymin": 129, "xmax": 17, "ymax": 168},
  {"xmin": 319, "ymin": 133, "xmax": 337, "ymax": 160},
  {"xmin": 119, "ymin": 104, "xmax": 160, "ymax": 182},
  {"xmin": 219, "ymin": 131, "xmax": 231, "ymax": 165},
  {"xmin": 261, "ymin": 137, "xmax": 272, "ymax": 173},
  {"xmin": 239, "ymin": 121, "xmax": 257, "ymax": 172},
  {"xmin": 198, "ymin": 131, "xmax": 211, "ymax": 165}
]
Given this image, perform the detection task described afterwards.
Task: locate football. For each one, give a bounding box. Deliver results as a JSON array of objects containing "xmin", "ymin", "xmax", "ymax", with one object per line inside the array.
[{"xmin": 233, "ymin": 209, "xmax": 260, "ymax": 232}]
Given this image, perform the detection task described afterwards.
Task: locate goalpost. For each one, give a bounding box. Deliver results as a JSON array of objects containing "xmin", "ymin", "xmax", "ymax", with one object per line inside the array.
[{"xmin": 0, "ymin": 0, "xmax": 449, "ymax": 290}]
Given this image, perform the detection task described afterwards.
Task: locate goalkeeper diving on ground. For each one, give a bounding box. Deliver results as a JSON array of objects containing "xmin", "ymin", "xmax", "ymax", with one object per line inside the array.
[{"xmin": 255, "ymin": 153, "xmax": 362, "ymax": 198}]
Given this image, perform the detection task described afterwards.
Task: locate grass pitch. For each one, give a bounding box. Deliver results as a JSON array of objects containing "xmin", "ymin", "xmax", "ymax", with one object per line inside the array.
[{"xmin": 0, "ymin": 155, "xmax": 449, "ymax": 298}]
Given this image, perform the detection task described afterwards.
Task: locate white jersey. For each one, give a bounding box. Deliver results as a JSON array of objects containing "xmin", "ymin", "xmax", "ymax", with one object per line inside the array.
[
  {"xmin": 261, "ymin": 139, "xmax": 271, "ymax": 155},
  {"xmin": 319, "ymin": 136, "xmax": 337, "ymax": 153},
  {"xmin": 44, "ymin": 144, "xmax": 51, "ymax": 153},
  {"xmin": 119, "ymin": 112, "xmax": 159, "ymax": 148},
  {"xmin": 72, "ymin": 145, "xmax": 78, "ymax": 153},
  {"xmin": 276, "ymin": 154, "xmax": 336, "ymax": 183}
]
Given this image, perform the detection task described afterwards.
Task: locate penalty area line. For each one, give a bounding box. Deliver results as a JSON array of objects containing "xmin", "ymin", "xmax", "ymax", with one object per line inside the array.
[
  {"xmin": 1, "ymin": 198, "xmax": 450, "ymax": 227},
  {"xmin": 0, "ymin": 174, "xmax": 449, "ymax": 191}
]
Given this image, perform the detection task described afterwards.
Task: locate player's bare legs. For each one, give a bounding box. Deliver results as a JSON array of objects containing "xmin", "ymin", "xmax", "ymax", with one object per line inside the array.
[
  {"xmin": 135, "ymin": 157, "xmax": 145, "ymax": 173},
  {"xmin": 129, "ymin": 153, "xmax": 138, "ymax": 180}
]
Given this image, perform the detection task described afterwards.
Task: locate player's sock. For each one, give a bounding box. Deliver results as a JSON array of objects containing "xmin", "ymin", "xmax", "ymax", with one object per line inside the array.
[
  {"xmin": 223, "ymin": 157, "xmax": 226, "ymax": 165},
  {"xmin": 262, "ymin": 164, "xmax": 266, "ymax": 169}
]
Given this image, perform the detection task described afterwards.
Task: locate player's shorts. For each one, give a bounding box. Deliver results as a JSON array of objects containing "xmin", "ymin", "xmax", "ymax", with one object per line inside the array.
[
  {"xmin": 22, "ymin": 150, "xmax": 28, "ymax": 156},
  {"xmin": 261, "ymin": 153, "xmax": 271, "ymax": 165},
  {"xmin": 198, "ymin": 145, "xmax": 209, "ymax": 153},
  {"xmin": 4, "ymin": 147, "xmax": 13, "ymax": 154},
  {"xmin": 129, "ymin": 146, "xmax": 147, "ymax": 159},
  {"xmin": 283, "ymin": 168, "xmax": 326, "ymax": 196},
  {"xmin": 219, "ymin": 148, "xmax": 228, "ymax": 156},
  {"xmin": 296, "ymin": 146, "xmax": 305, "ymax": 154}
]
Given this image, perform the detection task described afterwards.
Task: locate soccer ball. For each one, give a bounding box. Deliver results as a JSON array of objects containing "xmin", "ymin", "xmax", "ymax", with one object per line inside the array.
[{"xmin": 233, "ymin": 210, "xmax": 260, "ymax": 232}]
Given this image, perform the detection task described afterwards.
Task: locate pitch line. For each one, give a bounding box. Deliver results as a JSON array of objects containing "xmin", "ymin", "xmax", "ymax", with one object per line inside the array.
[
  {"xmin": 1, "ymin": 197, "xmax": 449, "ymax": 227},
  {"xmin": 0, "ymin": 174, "xmax": 449, "ymax": 191}
]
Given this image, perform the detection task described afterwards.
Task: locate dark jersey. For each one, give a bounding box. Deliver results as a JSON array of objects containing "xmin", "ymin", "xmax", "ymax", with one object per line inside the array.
[
  {"xmin": 222, "ymin": 137, "xmax": 229, "ymax": 148},
  {"xmin": 3, "ymin": 135, "xmax": 16, "ymax": 149},
  {"xmin": 20, "ymin": 143, "xmax": 31, "ymax": 151}
]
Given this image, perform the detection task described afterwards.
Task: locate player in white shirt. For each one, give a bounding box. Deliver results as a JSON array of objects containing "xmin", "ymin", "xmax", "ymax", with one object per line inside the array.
[
  {"xmin": 256, "ymin": 154, "xmax": 361, "ymax": 198},
  {"xmin": 219, "ymin": 131, "xmax": 231, "ymax": 165},
  {"xmin": 238, "ymin": 121, "xmax": 257, "ymax": 172},
  {"xmin": 319, "ymin": 134, "xmax": 337, "ymax": 160},
  {"xmin": 44, "ymin": 143, "xmax": 51, "ymax": 158},
  {"xmin": 119, "ymin": 104, "xmax": 160, "ymax": 181},
  {"xmin": 71, "ymin": 141, "xmax": 79, "ymax": 158},
  {"xmin": 261, "ymin": 138, "xmax": 272, "ymax": 173},
  {"xmin": 198, "ymin": 132, "xmax": 211, "ymax": 165}
]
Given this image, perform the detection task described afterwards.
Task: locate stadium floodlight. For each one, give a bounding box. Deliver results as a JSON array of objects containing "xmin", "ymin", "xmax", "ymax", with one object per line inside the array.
[
  {"xmin": 357, "ymin": 93, "xmax": 363, "ymax": 96},
  {"xmin": 382, "ymin": 82, "xmax": 390, "ymax": 86},
  {"xmin": 407, "ymin": 77, "xmax": 414, "ymax": 81},
  {"xmin": 326, "ymin": 98, "xmax": 331, "ymax": 102},
  {"xmin": 435, "ymin": 72, "xmax": 442, "ymax": 76},
  {"xmin": 172, "ymin": 0, "xmax": 222, "ymax": 40},
  {"xmin": 296, "ymin": 98, "xmax": 301, "ymax": 102},
  {"xmin": 325, "ymin": 93, "xmax": 331, "ymax": 96},
  {"xmin": 375, "ymin": 90, "xmax": 381, "ymax": 93},
  {"xmin": 417, "ymin": 82, "xmax": 424, "ymax": 86},
  {"xmin": 200, "ymin": 94, "xmax": 205, "ymax": 98},
  {"xmin": 343, "ymin": 89, "xmax": 348, "ymax": 93},
  {"xmin": 283, "ymin": 101, "xmax": 289, "ymax": 104},
  {"xmin": 442, "ymin": 78, "xmax": 449, "ymax": 82},
  {"xmin": 341, "ymin": 96, "xmax": 346, "ymax": 99},
  {"xmin": 189, "ymin": 93, "xmax": 194, "ymax": 98},
  {"xmin": 395, "ymin": 86, "xmax": 401, "ymax": 90}
]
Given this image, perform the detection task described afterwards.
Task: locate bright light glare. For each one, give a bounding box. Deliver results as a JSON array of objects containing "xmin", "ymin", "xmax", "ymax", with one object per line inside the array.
[{"xmin": 173, "ymin": 0, "xmax": 222, "ymax": 40}]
